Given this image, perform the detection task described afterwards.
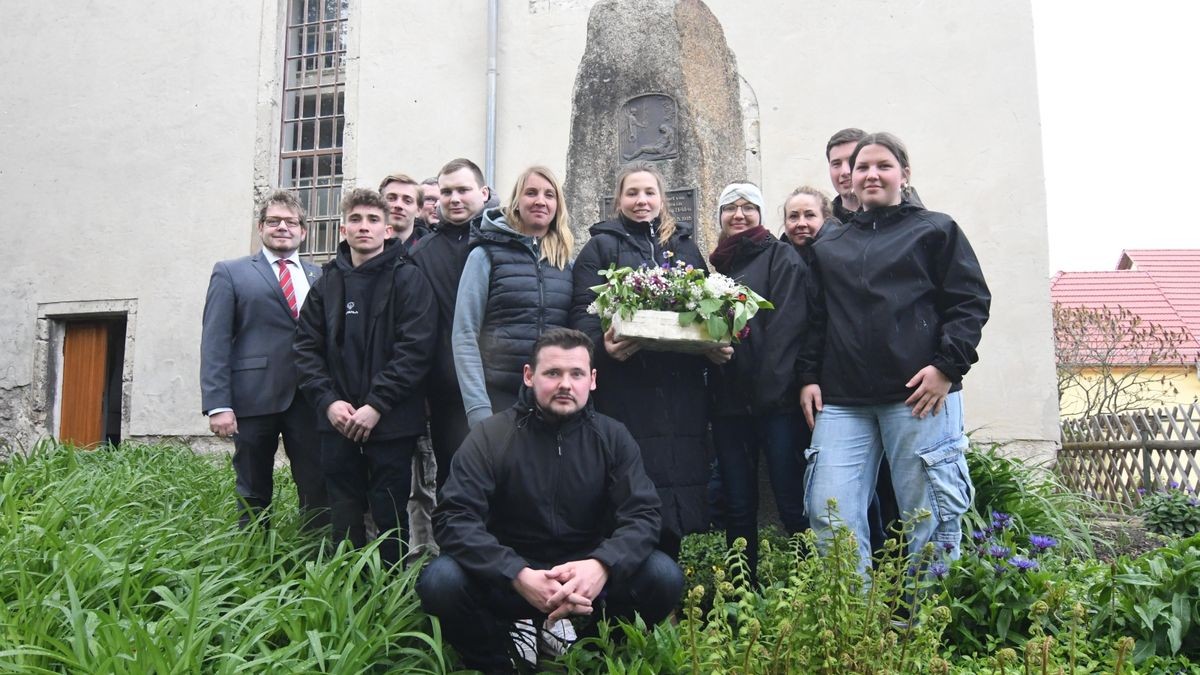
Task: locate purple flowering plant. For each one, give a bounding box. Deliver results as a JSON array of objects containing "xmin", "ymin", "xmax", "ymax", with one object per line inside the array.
[
  {"xmin": 588, "ymin": 261, "xmax": 773, "ymax": 342},
  {"xmin": 936, "ymin": 511, "xmax": 1071, "ymax": 652}
]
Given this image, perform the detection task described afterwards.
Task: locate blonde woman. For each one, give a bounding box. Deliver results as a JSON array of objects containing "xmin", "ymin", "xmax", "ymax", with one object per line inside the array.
[
  {"xmin": 569, "ymin": 161, "xmax": 715, "ymax": 558},
  {"xmin": 453, "ymin": 166, "xmax": 575, "ymax": 427}
]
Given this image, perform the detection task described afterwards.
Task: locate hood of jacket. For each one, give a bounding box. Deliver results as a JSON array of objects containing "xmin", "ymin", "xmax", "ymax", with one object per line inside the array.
[
  {"xmin": 588, "ymin": 214, "xmax": 695, "ymax": 241},
  {"xmin": 847, "ymin": 201, "xmax": 924, "ymax": 230},
  {"xmin": 511, "ymin": 381, "xmax": 597, "ymax": 431},
  {"xmin": 471, "ymin": 207, "xmax": 542, "ymax": 257},
  {"xmin": 331, "ymin": 236, "xmax": 405, "ymax": 275}
]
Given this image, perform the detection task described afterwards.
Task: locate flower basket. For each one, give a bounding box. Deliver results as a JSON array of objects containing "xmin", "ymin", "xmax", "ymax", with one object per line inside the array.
[
  {"xmin": 587, "ymin": 260, "xmax": 773, "ymax": 354},
  {"xmin": 611, "ymin": 309, "xmax": 730, "ymax": 353}
]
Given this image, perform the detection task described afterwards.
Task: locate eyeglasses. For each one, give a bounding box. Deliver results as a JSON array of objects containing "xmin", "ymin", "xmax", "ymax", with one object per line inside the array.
[
  {"xmin": 720, "ymin": 203, "xmax": 760, "ymax": 215},
  {"xmin": 264, "ymin": 216, "xmax": 302, "ymax": 228}
]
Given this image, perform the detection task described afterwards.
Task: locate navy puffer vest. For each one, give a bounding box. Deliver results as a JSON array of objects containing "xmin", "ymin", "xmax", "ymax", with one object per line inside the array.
[{"xmin": 474, "ymin": 215, "xmax": 573, "ymax": 398}]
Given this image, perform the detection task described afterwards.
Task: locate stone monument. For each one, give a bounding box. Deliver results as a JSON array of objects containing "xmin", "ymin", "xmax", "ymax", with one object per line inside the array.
[{"xmin": 563, "ymin": 0, "xmax": 746, "ymax": 254}]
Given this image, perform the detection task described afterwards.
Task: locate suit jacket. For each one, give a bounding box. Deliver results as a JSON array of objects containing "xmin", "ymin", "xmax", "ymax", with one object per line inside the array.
[{"xmin": 200, "ymin": 251, "xmax": 321, "ymax": 417}]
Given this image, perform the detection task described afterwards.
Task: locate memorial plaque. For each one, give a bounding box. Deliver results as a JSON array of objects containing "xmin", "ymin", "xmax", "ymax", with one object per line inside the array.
[
  {"xmin": 619, "ymin": 94, "xmax": 679, "ymax": 162},
  {"xmin": 599, "ymin": 187, "xmax": 698, "ymax": 226},
  {"xmin": 563, "ymin": 0, "xmax": 746, "ymax": 253}
]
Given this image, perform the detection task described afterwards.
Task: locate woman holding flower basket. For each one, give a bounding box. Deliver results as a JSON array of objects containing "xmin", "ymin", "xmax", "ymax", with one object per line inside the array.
[
  {"xmin": 798, "ymin": 132, "xmax": 991, "ymax": 573},
  {"xmin": 707, "ymin": 181, "xmax": 811, "ymax": 585},
  {"xmin": 569, "ymin": 161, "xmax": 723, "ymax": 558}
]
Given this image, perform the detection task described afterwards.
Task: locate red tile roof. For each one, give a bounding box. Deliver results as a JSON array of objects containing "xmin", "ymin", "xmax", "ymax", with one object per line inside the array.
[{"xmin": 1051, "ymin": 250, "xmax": 1200, "ymax": 363}]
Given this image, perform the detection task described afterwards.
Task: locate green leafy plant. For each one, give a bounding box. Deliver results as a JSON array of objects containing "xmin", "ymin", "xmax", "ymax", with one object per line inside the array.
[
  {"xmin": 587, "ymin": 261, "xmax": 772, "ymax": 342},
  {"xmin": 0, "ymin": 441, "xmax": 446, "ymax": 673},
  {"xmin": 1089, "ymin": 533, "xmax": 1200, "ymax": 663},
  {"xmin": 939, "ymin": 511, "xmax": 1076, "ymax": 654},
  {"xmin": 1136, "ymin": 484, "xmax": 1200, "ymax": 538}
]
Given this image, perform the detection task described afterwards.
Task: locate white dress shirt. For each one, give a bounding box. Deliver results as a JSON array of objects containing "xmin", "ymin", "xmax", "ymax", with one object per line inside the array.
[{"xmin": 262, "ymin": 249, "xmax": 312, "ymax": 311}]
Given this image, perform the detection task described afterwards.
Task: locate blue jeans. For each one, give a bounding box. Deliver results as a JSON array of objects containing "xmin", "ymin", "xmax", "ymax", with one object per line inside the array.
[
  {"xmin": 713, "ymin": 412, "xmax": 808, "ymax": 584},
  {"xmin": 803, "ymin": 392, "xmax": 973, "ymax": 572}
]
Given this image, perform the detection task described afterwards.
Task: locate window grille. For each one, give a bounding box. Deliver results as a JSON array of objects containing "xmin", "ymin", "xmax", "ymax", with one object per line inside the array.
[{"xmin": 280, "ymin": 0, "xmax": 349, "ymax": 259}]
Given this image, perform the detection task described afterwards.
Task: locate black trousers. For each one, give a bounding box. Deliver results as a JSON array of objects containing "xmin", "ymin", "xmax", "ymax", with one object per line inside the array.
[
  {"xmin": 417, "ymin": 551, "xmax": 684, "ymax": 671},
  {"xmin": 428, "ymin": 399, "xmax": 469, "ymax": 489},
  {"xmin": 231, "ymin": 394, "xmax": 328, "ymax": 530},
  {"xmin": 321, "ymin": 433, "xmax": 416, "ymax": 567}
]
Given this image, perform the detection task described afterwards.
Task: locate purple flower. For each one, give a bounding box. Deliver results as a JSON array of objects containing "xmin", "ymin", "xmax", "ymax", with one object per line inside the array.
[
  {"xmin": 929, "ymin": 562, "xmax": 949, "ymax": 579},
  {"xmin": 971, "ymin": 530, "xmax": 988, "ymax": 542},
  {"xmin": 1008, "ymin": 556, "xmax": 1039, "ymax": 573},
  {"xmin": 1169, "ymin": 480, "xmax": 1180, "ymax": 490},
  {"xmin": 991, "ymin": 512, "xmax": 1013, "ymax": 531},
  {"xmin": 1189, "ymin": 498, "xmax": 1198, "ymax": 507},
  {"xmin": 987, "ymin": 545, "xmax": 1011, "ymax": 559},
  {"xmin": 1029, "ymin": 535, "xmax": 1058, "ymax": 552},
  {"xmin": 1137, "ymin": 487, "xmax": 1147, "ymax": 496},
  {"xmin": 942, "ymin": 541, "xmax": 956, "ymax": 553},
  {"xmin": 993, "ymin": 563, "xmax": 1007, "ymax": 575}
]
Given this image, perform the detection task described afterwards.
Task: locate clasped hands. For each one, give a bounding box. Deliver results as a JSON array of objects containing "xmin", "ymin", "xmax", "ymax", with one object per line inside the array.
[
  {"xmin": 512, "ymin": 558, "xmax": 608, "ymax": 622},
  {"xmin": 326, "ymin": 401, "xmax": 381, "ymax": 442}
]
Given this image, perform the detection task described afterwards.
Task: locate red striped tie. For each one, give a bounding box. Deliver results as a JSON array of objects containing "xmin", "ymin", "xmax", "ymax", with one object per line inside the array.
[{"xmin": 277, "ymin": 259, "xmax": 298, "ymax": 319}]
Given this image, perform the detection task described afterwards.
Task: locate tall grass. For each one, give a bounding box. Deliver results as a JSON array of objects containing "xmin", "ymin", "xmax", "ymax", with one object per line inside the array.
[{"xmin": 0, "ymin": 441, "xmax": 446, "ymax": 674}]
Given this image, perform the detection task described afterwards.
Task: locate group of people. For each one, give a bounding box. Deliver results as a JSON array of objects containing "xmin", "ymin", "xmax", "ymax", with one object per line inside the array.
[{"xmin": 199, "ymin": 127, "xmax": 990, "ymax": 672}]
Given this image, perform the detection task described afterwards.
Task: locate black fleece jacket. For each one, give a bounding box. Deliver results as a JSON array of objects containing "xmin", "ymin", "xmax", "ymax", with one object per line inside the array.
[
  {"xmin": 709, "ymin": 234, "xmax": 810, "ymax": 416},
  {"xmin": 797, "ymin": 202, "xmax": 990, "ymax": 405},
  {"xmin": 410, "ymin": 217, "xmax": 476, "ymax": 402},
  {"xmin": 433, "ymin": 389, "xmax": 662, "ymax": 586},
  {"xmin": 294, "ymin": 239, "xmax": 437, "ymax": 439}
]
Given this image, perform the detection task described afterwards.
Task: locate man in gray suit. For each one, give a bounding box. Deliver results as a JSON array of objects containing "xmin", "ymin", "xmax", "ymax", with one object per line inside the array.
[{"xmin": 201, "ymin": 190, "xmax": 329, "ymax": 529}]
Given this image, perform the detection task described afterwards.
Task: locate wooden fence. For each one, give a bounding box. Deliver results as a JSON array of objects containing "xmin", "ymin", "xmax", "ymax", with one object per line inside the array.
[{"xmin": 1057, "ymin": 402, "xmax": 1200, "ymax": 511}]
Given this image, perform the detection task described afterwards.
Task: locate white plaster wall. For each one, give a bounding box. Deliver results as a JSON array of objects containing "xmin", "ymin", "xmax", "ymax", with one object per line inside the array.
[
  {"xmin": 353, "ymin": 0, "xmax": 592, "ymax": 191},
  {"xmin": 0, "ymin": 1, "xmax": 270, "ymax": 438}
]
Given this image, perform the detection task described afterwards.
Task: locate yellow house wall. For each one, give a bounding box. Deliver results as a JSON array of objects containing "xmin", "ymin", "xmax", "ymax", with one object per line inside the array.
[{"xmin": 1059, "ymin": 365, "xmax": 1200, "ymax": 418}]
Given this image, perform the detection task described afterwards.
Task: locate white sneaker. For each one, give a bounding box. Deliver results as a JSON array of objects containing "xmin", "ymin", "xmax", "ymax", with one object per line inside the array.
[
  {"xmin": 538, "ymin": 618, "xmax": 577, "ymax": 657},
  {"xmin": 510, "ymin": 619, "xmax": 538, "ymax": 666}
]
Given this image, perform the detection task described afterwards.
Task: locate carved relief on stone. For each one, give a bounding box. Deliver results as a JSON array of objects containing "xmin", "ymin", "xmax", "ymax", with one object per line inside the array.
[{"xmin": 619, "ymin": 93, "xmax": 679, "ymax": 162}]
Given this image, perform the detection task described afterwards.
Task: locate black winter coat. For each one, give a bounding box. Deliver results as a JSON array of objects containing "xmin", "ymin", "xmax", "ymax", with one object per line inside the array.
[
  {"xmin": 797, "ymin": 202, "xmax": 991, "ymax": 405},
  {"xmin": 294, "ymin": 239, "xmax": 437, "ymax": 439},
  {"xmin": 569, "ymin": 215, "xmax": 710, "ymax": 541},
  {"xmin": 709, "ymin": 234, "xmax": 809, "ymax": 417},
  {"xmin": 433, "ymin": 390, "xmax": 661, "ymax": 586},
  {"xmin": 410, "ymin": 217, "xmax": 476, "ymax": 402}
]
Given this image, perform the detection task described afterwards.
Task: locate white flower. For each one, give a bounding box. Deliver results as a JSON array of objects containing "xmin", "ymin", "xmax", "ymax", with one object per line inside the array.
[
  {"xmin": 586, "ymin": 301, "xmax": 600, "ymax": 315},
  {"xmin": 703, "ymin": 273, "xmax": 738, "ymax": 298}
]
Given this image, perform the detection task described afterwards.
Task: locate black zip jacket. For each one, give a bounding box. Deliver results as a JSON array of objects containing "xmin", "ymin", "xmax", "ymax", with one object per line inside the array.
[
  {"xmin": 797, "ymin": 202, "xmax": 990, "ymax": 405},
  {"xmin": 710, "ymin": 234, "xmax": 809, "ymax": 416},
  {"xmin": 831, "ymin": 194, "xmax": 857, "ymax": 225},
  {"xmin": 410, "ymin": 216, "xmax": 477, "ymax": 402},
  {"xmin": 433, "ymin": 389, "xmax": 661, "ymax": 586},
  {"xmin": 294, "ymin": 239, "xmax": 438, "ymax": 439}
]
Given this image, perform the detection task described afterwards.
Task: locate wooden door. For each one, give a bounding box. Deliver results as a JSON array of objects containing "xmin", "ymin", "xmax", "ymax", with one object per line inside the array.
[{"xmin": 60, "ymin": 321, "xmax": 109, "ymax": 447}]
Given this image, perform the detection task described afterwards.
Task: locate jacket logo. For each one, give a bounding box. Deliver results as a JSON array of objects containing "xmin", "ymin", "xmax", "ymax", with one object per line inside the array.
[{"xmin": 345, "ymin": 301, "xmax": 358, "ymax": 316}]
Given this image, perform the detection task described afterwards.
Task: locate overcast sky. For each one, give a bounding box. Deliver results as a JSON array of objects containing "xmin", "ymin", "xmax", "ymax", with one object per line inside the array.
[{"xmin": 1032, "ymin": 0, "xmax": 1200, "ymax": 274}]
